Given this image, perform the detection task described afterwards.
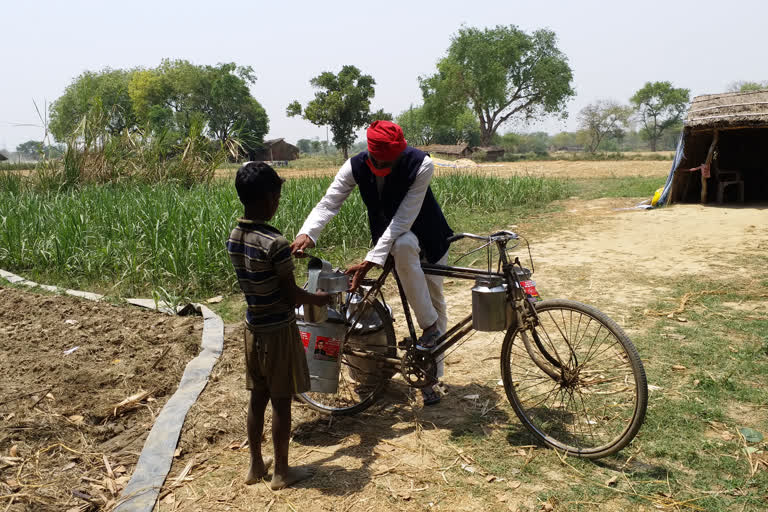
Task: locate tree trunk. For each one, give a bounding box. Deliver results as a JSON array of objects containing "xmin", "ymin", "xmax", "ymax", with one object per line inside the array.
[
  {"xmin": 650, "ymin": 138, "xmax": 657, "ymax": 152},
  {"xmin": 480, "ymin": 128, "xmax": 493, "ymax": 146},
  {"xmin": 342, "ymin": 146, "xmax": 348, "ymax": 159}
]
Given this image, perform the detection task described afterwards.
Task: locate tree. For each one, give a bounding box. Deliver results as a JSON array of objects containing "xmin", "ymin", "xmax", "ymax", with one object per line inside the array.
[
  {"xmin": 728, "ymin": 80, "xmax": 768, "ymax": 92},
  {"xmin": 16, "ymin": 140, "xmax": 43, "ymax": 159},
  {"xmin": 287, "ymin": 65, "xmax": 380, "ymax": 159},
  {"xmin": 396, "ymin": 104, "xmax": 481, "ymax": 146},
  {"xmin": 15, "ymin": 140, "xmax": 65, "ymax": 160},
  {"xmin": 630, "ymin": 82, "xmax": 689, "ymax": 151},
  {"xmin": 578, "ymin": 100, "xmax": 633, "ymax": 152},
  {"xmin": 50, "ymin": 68, "xmax": 136, "ymax": 140},
  {"xmin": 370, "ymin": 109, "xmax": 393, "ymax": 122},
  {"xmin": 397, "ymin": 105, "xmax": 432, "ymax": 146},
  {"xmin": 50, "ymin": 60, "xmax": 269, "ymax": 157},
  {"xmin": 420, "ymin": 25, "xmax": 574, "ymax": 145},
  {"xmin": 296, "ymin": 139, "xmax": 312, "ymax": 153},
  {"xmin": 200, "ymin": 63, "xmax": 268, "ymax": 153}
]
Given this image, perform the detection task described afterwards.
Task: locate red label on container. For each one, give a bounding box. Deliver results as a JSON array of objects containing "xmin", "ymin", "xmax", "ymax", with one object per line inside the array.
[
  {"xmin": 314, "ymin": 336, "xmax": 341, "ymax": 362},
  {"xmin": 521, "ymin": 280, "xmax": 541, "ymax": 300},
  {"xmin": 300, "ymin": 330, "xmax": 311, "ymax": 350}
]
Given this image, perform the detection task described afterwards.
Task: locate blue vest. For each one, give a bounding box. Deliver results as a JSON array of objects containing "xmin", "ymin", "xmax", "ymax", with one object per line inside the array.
[{"xmin": 350, "ymin": 147, "xmax": 453, "ymax": 263}]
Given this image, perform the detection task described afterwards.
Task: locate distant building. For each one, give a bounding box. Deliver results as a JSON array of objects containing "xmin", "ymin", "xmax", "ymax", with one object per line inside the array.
[
  {"xmin": 252, "ymin": 138, "xmax": 300, "ymax": 161},
  {"xmin": 473, "ymin": 146, "xmax": 505, "ymax": 161},
  {"xmin": 417, "ymin": 144, "xmax": 472, "ymax": 159},
  {"xmin": 0, "ymin": 152, "xmax": 7, "ymax": 161}
]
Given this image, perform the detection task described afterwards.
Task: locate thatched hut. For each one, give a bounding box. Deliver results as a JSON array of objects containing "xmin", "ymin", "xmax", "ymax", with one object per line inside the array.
[
  {"xmin": 417, "ymin": 144, "xmax": 472, "ymax": 159},
  {"xmin": 658, "ymin": 90, "xmax": 768, "ymax": 205},
  {"xmin": 0, "ymin": 153, "xmax": 7, "ymax": 162},
  {"xmin": 473, "ymin": 146, "xmax": 505, "ymax": 162}
]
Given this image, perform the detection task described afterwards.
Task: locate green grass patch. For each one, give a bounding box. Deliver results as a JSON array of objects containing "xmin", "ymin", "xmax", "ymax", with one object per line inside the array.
[
  {"xmin": 571, "ymin": 175, "xmax": 666, "ymax": 200},
  {"xmin": 0, "ymin": 172, "xmax": 567, "ymax": 300}
]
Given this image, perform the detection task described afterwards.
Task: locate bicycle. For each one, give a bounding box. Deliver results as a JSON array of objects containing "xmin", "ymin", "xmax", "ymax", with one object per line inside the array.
[{"xmin": 297, "ymin": 230, "xmax": 648, "ymax": 459}]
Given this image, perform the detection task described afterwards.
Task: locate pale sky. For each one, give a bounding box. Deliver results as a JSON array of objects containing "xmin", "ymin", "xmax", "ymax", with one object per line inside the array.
[{"xmin": 2, "ymin": 0, "xmax": 766, "ymax": 151}]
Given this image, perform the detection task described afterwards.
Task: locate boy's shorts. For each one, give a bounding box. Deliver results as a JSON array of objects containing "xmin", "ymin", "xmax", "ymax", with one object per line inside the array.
[{"xmin": 244, "ymin": 321, "xmax": 311, "ymax": 398}]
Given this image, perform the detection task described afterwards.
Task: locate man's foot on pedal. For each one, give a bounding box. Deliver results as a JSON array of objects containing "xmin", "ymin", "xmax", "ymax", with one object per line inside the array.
[{"xmin": 416, "ymin": 330, "xmax": 441, "ymax": 351}]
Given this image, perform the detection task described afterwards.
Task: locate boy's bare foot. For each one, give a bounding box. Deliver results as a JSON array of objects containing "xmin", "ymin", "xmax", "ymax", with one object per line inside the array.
[
  {"xmin": 270, "ymin": 465, "xmax": 316, "ymax": 490},
  {"xmin": 245, "ymin": 456, "xmax": 274, "ymax": 485}
]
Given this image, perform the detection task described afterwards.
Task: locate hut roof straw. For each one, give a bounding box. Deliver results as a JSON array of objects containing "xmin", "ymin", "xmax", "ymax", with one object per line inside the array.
[{"xmin": 686, "ymin": 90, "xmax": 768, "ymax": 129}]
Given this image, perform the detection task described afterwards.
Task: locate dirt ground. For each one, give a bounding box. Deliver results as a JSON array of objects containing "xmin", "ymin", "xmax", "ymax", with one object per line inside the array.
[
  {"xmin": 1, "ymin": 188, "xmax": 766, "ymax": 511},
  {"xmin": 0, "ymin": 290, "xmax": 202, "ymax": 511}
]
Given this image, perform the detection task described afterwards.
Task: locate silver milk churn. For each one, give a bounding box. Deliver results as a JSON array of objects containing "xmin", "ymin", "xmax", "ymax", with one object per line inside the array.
[
  {"xmin": 345, "ymin": 292, "xmax": 392, "ymax": 387},
  {"xmin": 304, "ymin": 257, "xmax": 349, "ymax": 322},
  {"xmin": 471, "ymin": 275, "xmax": 509, "ymax": 331},
  {"xmin": 297, "ymin": 257, "xmax": 351, "ymax": 393}
]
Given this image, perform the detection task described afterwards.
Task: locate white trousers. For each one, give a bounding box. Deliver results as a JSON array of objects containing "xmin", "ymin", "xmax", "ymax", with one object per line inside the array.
[{"xmin": 390, "ymin": 232, "xmax": 448, "ymax": 378}]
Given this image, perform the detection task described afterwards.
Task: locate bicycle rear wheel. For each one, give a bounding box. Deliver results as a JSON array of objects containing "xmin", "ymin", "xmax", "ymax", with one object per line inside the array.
[
  {"xmin": 501, "ymin": 299, "xmax": 647, "ymax": 458},
  {"xmin": 297, "ymin": 300, "xmax": 397, "ymax": 416}
]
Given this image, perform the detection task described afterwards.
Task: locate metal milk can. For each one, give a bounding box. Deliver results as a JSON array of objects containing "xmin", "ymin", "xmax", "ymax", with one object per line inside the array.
[{"xmin": 471, "ymin": 275, "xmax": 509, "ymax": 331}]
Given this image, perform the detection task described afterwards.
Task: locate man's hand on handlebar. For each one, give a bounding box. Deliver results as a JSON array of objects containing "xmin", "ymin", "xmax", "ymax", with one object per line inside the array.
[
  {"xmin": 290, "ymin": 234, "xmax": 315, "ymax": 257},
  {"xmin": 345, "ymin": 260, "xmax": 375, "ymax": 291}
]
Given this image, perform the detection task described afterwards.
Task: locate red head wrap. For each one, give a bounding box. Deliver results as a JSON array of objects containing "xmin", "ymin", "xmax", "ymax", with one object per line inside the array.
[{"xmin": 367, "ymin": 120, "xmax": 406, "ymax": 162}]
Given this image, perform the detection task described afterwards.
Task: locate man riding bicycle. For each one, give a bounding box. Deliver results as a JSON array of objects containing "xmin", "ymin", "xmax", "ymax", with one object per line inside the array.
[{"xmin": 290, "ymin": 120, "xmax": 453, "ymax": 405}]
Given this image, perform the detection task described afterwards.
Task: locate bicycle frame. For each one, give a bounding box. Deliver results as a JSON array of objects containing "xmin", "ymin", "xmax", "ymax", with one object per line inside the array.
[{"xmin": 344, "ymin": 232, "xmax": 544, "ymax": 380}]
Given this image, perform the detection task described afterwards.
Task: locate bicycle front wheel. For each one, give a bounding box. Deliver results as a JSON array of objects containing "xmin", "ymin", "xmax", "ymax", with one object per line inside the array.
[
  {"xmin": 501, "ymin": 299, "xmax": 647, "ymax": 458},
  {"xmin": 297, "ymin": 300, "xmax": 397, "ymax": 416}
]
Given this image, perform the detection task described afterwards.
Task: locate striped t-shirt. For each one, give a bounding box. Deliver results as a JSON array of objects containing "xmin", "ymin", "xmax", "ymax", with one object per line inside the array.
[{"xmin": 227, "ymin": 219, "xmax": 296, "ymax": 330}]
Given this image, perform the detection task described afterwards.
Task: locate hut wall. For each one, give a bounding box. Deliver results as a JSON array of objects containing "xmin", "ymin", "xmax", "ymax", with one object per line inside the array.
[{"xmin": 269, "ymin": 141, "xmax": 299, "ymax": 161}]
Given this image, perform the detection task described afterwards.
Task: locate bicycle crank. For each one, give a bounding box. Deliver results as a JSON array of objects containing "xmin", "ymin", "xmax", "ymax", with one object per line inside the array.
[{"xmin": 402, "ymin": 349, "xmax": 437, "ymax": 388}]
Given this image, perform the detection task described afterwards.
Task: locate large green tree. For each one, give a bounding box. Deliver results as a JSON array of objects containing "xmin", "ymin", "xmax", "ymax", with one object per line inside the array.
[
  {"xmin": 578, "ymin": 100, "xmax": 633, "ymax": 153},
  {"xmin": 287, "ymin": 65, "xmax": 387, "ymax": 159},
  {"xmin": 420, "ymin": 25, "xmax": 574, "ymax": 145},
  {"xmin": 50, "ymin": 60, "xmax": 268, "ymax": 157},
  {"xmin": 50, "ymin": 68, "xmax": 136, "ymax": 140},
  {"xmin": 630, "ymin": 81, "xmax": 689, "ymax": 151}
]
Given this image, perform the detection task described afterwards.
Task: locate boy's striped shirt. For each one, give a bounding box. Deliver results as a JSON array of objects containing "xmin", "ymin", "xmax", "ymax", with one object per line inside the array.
[{"xmin": 227, "ymin": 219, "xmax": 295, "ymax": 330}]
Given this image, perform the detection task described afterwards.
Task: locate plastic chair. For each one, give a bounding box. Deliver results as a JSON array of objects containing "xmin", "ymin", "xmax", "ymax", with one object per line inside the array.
[{"xmin": 713, "ymin": 165, "xmax": 745, "ymax": 204}]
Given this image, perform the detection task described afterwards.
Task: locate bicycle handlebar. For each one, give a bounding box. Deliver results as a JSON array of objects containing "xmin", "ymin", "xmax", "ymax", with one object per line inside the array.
[{"xmin": 447, "ymin": 230, "xmax": 519, "ymax": 244}]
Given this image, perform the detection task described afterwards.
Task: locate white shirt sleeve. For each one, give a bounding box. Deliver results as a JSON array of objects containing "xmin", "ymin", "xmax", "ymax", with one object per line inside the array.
[
  {"xmin": 297, "ymin": 159, "xmax": 356, "ymax": 244},
  {"xmin": 365, "ymin": 155, "xmax": 434, "ymax": 266}
]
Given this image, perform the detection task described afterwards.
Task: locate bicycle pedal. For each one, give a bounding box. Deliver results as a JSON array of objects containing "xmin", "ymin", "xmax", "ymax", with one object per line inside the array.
[{"xmin": 433, "ymin": 382, "xmax": 448, "ymax": 396}]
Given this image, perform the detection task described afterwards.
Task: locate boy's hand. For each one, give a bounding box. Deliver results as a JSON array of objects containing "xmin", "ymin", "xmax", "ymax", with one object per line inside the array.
[
  {"xmin": 346, "ymin": 260, "xmax": 375, "ymax": 291},
  {"xmin": 315, "ymin": 291, "xmax": 332, "ymax": 306},
  {"xmin": 291, "ymin": 234, "xmax": 315, "ymax": 257}
]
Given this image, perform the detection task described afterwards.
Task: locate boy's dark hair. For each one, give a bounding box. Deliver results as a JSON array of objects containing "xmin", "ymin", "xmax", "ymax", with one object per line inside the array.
[{"xmin": 235, "ymin": 161, "xmax": 286, "ymax": 205}]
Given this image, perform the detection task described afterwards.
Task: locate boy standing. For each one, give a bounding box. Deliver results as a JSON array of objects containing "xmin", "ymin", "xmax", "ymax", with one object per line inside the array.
[{"xmin": 227, "ymin": 162, "xmax": 329, "ymax": 489}]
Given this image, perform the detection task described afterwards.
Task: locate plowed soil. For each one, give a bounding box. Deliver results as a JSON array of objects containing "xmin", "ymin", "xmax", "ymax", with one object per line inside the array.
[{"xmin": 0, "ymin": 288, "xmax": 202, "ymax": 511}]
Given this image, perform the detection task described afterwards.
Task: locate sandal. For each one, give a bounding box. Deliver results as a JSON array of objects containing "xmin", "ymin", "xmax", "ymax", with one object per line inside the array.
[{"xmin": 416, "ymin": 330, "xmax": 441, "ymax": 351}]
